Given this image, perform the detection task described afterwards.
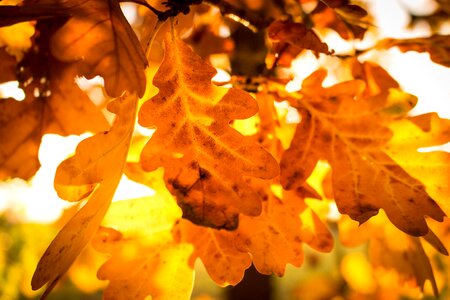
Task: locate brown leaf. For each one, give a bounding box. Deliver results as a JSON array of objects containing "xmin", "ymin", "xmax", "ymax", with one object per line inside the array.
[
  {"xmin": 0, "ymin": 21, "xmax": 108, "ymax": 180},
  {"xmin": 312, "ymin": 0, "xmax": 369, "ymax": 40},
  {"xmin": 378, "ymin": 35, "xmax": 450, "ymax": 68},
  {"xmin": 0, "ymin": 47, "xmax": 17, "ymax": 83},
  {"xmin": 268, "ymin": 20, "xmax": 333, "ymax": 56},
  {"xmin": 0, "ymin": 0, "xmax": 147, "ymax": 97},
  {"xmin": 138, "ymin": 33, "xmax": 279, "ymax": 230},
  {"xmin": 31, "ymin": 93, "xmax": 137, "ymax": 298},
  {"xmin": 281, "ymin": 69, "xmax": 445, "ymax": 236}
]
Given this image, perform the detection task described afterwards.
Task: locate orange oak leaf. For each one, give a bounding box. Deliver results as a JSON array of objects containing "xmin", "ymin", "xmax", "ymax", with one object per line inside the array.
[
  {"xmin": 385, "ymin": 113, "xmax": 450, "ymax": 214},
  {"xmin": 174, "ymin": 219, "xmax": 252, "ymax": 286},
  {"xmin": 378, "ymin": 35, "xmax": 450, "ymax": 68},
  {"xmin": 138, "ymin": 32, "xmax": 279, "ymax": 230},
  {"xmin": 175, "ymin": 184, "xmax": 333, "ymax": 285},
  {"xmin": 281, "ymin": 69, "xmax": 445, "ymax": 236},
  {"xmin": 339, "ymin": 213, "xmax": 444, "ymax": 296},
  {"xmin": 93, "ymin": 195, "xmax": 194, "ymax": 300},
  {"xmin": 235, "ymin": 190, "xmax": 333, "ymax": 276},
  {"xmin": 0, "ymin": 0, "xmax": 147, "ymax": 97},
  {"xmin": 351, "ymin": 59, "xmax": 399, "ymax": 97},
  {"xmin": 0, "ymin": 21, "xmax": 109, "ymax": 180},
  {"xmin": 31, "ymin": 93, "xmax": 138, "ymax": 298},
  {"xmin": 311, "ymin": 0, "xmax": 369, "ymax": 40},
  {"xmin": 268, "ymin": 20, "xmax": 333, "ymax": 56}
]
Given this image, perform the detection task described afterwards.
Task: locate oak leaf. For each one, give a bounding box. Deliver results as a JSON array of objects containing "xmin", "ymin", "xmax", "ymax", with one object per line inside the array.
[
  {"xmin": 378, "ymin": 35, "xmax": 450, "ymax": 68},
  {"xmin": 0, "ymin": 0, "xmax": 147, "ymax": 97},
  {"xmin": 339, "ymin": 213, "xmax": 443, "ymax": 296},
  {"xmin": 268, "ymin": 20, "xmax": 333, "ymax": 57},
  {"xmin": 235, "ymin": 190, "xmax": 333, "ymax": 276},
  {"xmin": 93, "ymin": 195, "xmax": 194, "ymax": 300},
  {"xmin": 138, "ymin": 33, "xmax": 279, "ymax": 230},
  {"xmin": 0, "ymin": 21, "xmax": 109, "ymax": 180},
  {"xmin": 174, "ymin": 219, "xmax": 252, "ymax": 286},
  {"xmin": 311, "ymin": 0, "xmax": 369, "ymax": 40},
  {"xmin": 280, "ymin": 69, "xmax": 445, "ymax": 236},
  {"xmin": 175, "ymin": 91, "xmax": 332, "ymax": 284},
  {"xmin": 385, "ymin": 113, "xmax": 450, "ymax": 214},
  {"xmin": 31, "ymin": 93, "xmax": 137, "ymax": 298}
]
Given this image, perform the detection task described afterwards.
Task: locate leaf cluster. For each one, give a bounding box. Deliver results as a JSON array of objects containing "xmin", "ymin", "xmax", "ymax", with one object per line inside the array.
[{"xmin": 0, "ymin": 0, "xmax": 449, "ymax": 299}]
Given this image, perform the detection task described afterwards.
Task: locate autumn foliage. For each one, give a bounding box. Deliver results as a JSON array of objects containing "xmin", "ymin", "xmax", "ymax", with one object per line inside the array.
[{"xmin": 0, "ymin": 0, "xmax": 450, "ymax": 299}]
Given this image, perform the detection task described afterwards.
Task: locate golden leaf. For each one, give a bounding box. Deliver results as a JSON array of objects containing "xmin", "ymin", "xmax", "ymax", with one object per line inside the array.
[
  {"xmin": 93, "ymin": 195, "xmax": 194, "ymax": 300},
  {"xmin": 281, "ymin": 69, "xmax": 445, "ymax": 236},
  {"xmin": 31, "ymin": 93, "xmax": 137, "ymax": 298}
]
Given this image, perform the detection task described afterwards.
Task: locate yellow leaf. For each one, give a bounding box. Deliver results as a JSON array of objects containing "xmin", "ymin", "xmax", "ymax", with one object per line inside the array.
[
  {"xmin": 31, "ymin": 93, "xmax": 137, "ymax": 298},
  {"xmin": 94, "ymin": 195, "xmax": 194, "ymax": 300}
]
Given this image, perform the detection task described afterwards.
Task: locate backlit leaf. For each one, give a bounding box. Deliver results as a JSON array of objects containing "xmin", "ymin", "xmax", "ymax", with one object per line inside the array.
[
  {"xmin": 31, "ymin": 93, "xmax": 137, "ymax": 298},
  {"xmin": 378, "ymin": 35, "xmax": 450, "ymax": 68},
  {"xmin": 268, "ymin": 20, "xmax": 333, "ymax": 56},
  {"xmin": 281, "ymin": 69, "xmax": 445, "ymax": 236},
  {"xmin": 93, "ymin": 195, "xmax": 194, "ymax": 300},
  {"xmin": 312, "ymin": 0, "xmax": 369, "ymax": 40},
  {"xmin": 0, "ymin": 0, "xmax": 147, "ymax": 97},
  {"xmin": 139, "ymin": 32, "xmax": 279, "ymax": 230},
  {"xmin": 0, "ymin": 21, "xmax": 108, "ymax": 180},
  {"xmin": 174, "ymin": 219, "xmax": 251, "ymax": 286}
]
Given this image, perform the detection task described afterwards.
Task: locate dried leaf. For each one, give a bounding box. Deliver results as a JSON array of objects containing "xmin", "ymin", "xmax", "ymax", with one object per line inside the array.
[
  {"xmin": 0, "ymin": 21, "xmax": 108, "ymax": 180},
  {"xmin": 378, "ymin": 35, "xmax": 450, "ymax": 68},
  {"xmin": 0, "ymin": 0, "xmax": 147, "ymax": 97},
  {"xmin": 31, "ymin": 93, "xmax": 137, "ymax": 298},
  {"xmin": 281, "ymin": 69, "xmax": 445, "ymax": 236},
  {"xmin": 268, "ymin": 20, "xmax": 333, "ymax": 56},
  {"xmin": 312, "ymin": 0, "xmax": 369, "ymax": 40},
  {"xmin": 139, "ymin": 33, "xmax": 279, "ymax": 230}
]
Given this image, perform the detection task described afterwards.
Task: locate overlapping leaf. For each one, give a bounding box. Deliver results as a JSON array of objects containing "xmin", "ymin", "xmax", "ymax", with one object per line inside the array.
[
  {"xmin": 267, "ymin": 20, "xmax": 333, "ymax": 58},
  {"xmin": 0, "ymin": 21, "xmax": 108, "ymax": 180},
  {"xmin": 31, "ymin": 93, "xmax": 137, "ymax": 298},
  {"xmin": 0, "ymin": 0, "xmax": 147, "ymax": 97},
  {"xmin": 174, "ymin": 91, "xmax": 332, "ymax": 285},
  {"xmin": 138, "ymin": 33, "xmax": 279, "ymax": 230},
  {"xmin": 281, "ymin": 67, "xmax": 445, "ymax": 236},
  {"xmin": 385, "ymin": 113, "xmax": 450, "ymax": 214},
  {"xmin": 93, "ymin": 195, "xmax": 194, "ymax": 300},
  {"xmin": 339, "ymin": 213, "xmax": 445, "ymax": 296}
]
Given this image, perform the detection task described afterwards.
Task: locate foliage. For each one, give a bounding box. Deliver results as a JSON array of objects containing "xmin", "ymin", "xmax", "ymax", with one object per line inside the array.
[{"xmin": 0, "ymin": 0, "xmax": 449, "ymax": 299}]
